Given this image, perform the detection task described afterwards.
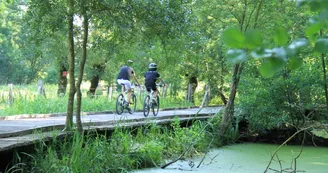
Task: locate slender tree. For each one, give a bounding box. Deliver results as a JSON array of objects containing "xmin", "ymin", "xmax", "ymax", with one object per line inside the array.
[
  {"xmin": 65, "ymin": 0, "xmax": 76, "ymax": 130},
  {"xmin": 75, "ymin": 0, "xmax": 89, "ymax": 133},
  {"xmin": 219, "ymin": 0, "xmax": 265, "ymax": 140},
  {"xmin": 320, "ymin": 30, "xmax": 328, "ymax": 111}
]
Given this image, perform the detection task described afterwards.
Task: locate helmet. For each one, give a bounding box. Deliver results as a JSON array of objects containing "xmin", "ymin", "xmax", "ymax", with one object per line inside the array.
[{"xmin": 148, "ymin": 63, "xmax": 157, "ymax": 69}]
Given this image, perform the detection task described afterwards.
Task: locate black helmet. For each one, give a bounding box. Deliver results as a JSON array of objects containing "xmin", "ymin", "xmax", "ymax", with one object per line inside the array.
[{"xmin": 148, "ymin": 63, "xmax": 157, "ymax": 69}]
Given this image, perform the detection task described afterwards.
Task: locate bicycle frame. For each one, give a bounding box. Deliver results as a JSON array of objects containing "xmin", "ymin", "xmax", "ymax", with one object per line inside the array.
[
  {"xmin": 143, "ymin": 86, "xmax": 160, "ymax": 117},
  {"xmin": 116, "ymin": 83, "xmax": 137, "ymax": 115}
]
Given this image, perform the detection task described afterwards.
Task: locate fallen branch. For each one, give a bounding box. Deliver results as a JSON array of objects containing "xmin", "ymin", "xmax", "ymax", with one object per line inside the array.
[
  {"xmin": 160, "ymin": 146, "xmax": 192, "ymax": 169},
  {"xmin": 196, "ymin": 139, "xmax": 214, "ymax": 168},
  {"xmin": 293, "ymin": 131, "xmax": 305, "ymax": 172},
  {"xmin": 263, "ymin": 126, "xmax": 312, "ymax": 173}
]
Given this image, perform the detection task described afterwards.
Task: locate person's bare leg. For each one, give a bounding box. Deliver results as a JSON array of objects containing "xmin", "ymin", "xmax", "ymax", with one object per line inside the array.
[
  {"xmin": 122, "ymin": 85, "xmax": 125, "ymax": 94},
  {"xmin": 127, "ymin": 89, "xmax": 132, "ymax": 103},
  {"xmin": 154, "ymin": 90, "xmax": 158, "ymax": 98}
]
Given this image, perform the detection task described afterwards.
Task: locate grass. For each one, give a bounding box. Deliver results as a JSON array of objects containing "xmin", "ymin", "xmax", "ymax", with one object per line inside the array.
[
  {"xmin": 6, "ymin": 118, "xmax": 219, "ymax": 173},
  {"xmin": 0, "ymin": 84, "xmax": 194, "ymax": 116},
  {"xmin": 1, "ymin": 84, "xmax": 225, "ymax": 173}
]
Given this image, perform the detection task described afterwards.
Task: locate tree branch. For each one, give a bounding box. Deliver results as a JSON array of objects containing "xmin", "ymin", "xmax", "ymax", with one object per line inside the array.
[{"xmin": 263, "ymin": 126, "xmax": 312, "ymax": 173}]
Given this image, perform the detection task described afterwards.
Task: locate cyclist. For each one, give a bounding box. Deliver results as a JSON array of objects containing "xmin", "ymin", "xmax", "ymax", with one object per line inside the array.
[
  {"xmin": 117, "ymin": 60, "xmax": 140, "ymax": 107},
  {"xmin": 144, "ymin": 63, "xmax": 166, "ymax": 104}
]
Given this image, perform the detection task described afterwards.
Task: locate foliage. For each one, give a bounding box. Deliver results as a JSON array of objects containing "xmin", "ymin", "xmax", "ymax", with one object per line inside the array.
[
  {"xmin": 8, "ymin": 120, "xmax": 212, "ymax": 172},
  {"xmin": 238, "ymin": 58, "xmax": 328, "ymax": 132},
  {"xmin": 222, "ymin": 1, "xmax": 328, "ymax": 77},
  {"xmin": 1, "ymin": 0, "xmax": 328, "ymax": 144}
]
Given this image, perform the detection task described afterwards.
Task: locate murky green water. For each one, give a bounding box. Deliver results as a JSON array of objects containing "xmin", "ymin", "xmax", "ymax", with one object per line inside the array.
[{"xmin": 132, "ymin": 143, "xmax": 328, "ymax": 173}]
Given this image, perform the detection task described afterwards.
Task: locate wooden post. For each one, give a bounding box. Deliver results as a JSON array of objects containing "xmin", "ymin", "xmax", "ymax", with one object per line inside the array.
[
  {"xmin": 163, "ymin": 84, "xmax": 168, "ymax": 99},
  {"xmin": 108, "ymin": 85, "xmax": 113, "ymax": 101},
  {"xmin": 140, "ymin": 85, "xmax": 145, "ymax": 102},
  {"xmin": 207, "ymin": 85, "xmax": 211, "ymax": 106},
  {"xmin": 8, "ymin": 84, "xmax": 13, "ymax": 106},
  {"xmin": 37, "ymin": 80, "xmax": 46, "ymax": 98},
  {"xmin": 187, "ymin": 83, "xmax": 192, "ymax": 102},
  {"xmin": 200, "ymin": 84, "xmax": 210, "ymax": 108}
]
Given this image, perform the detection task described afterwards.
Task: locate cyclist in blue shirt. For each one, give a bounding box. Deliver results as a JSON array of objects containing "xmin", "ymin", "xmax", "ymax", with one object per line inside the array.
[
  {"xmin": 144, "ymin": 63, "xmax": 166, "ymax": 103},
  {"xmin": 117, "ymin": 60, "xmax": 140, "ymax": 106}
]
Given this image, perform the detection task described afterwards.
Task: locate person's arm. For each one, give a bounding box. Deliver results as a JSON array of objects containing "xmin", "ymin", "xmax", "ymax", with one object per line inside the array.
[
  {"xmin": 130, "ymin": 67, "xmax": 140, "ymax": 85},
  {"xmin": 159, "ymin": 77, "xmax": 166, "ymax": 87},
  {"xmin": 133, "ymin": 74, "xmax": 140, "ymax": 86},
  {"xmin": 157, "ymin": 72, "xmax": 166, "ymax": 86}
]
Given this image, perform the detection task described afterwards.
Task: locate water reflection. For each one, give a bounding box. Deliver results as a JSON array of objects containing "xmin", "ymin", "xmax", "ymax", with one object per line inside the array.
[{"xmin": 132, "ymin": 143, "xmax": 328, "ymax": 173}]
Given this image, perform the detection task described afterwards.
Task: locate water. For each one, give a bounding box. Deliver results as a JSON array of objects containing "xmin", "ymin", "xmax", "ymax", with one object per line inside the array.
[{"xmin": 132, "ymin": 143, "xmax": 328, "ymax": 173}]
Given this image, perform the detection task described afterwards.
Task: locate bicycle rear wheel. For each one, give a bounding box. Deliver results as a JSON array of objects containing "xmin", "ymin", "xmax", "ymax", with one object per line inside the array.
[
  {"xmin": 129, "ymin": 94, "xmax": 137, "ymax": 114},
  {"xmin": 143, "ymin": 95, "xmax": 150, "ymax": 117},
  {"xmin": 152, "ymin": 96, "xmax": 159, "ymax": 116},
  {"xmin": 116, "ymin": 94, "xmax": 124, "ymax": 115}
]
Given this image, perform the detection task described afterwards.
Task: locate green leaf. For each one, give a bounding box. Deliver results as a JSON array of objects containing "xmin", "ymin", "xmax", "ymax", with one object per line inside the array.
[
  {"xmin": 310, "ymin": 0, "xmax": 322, "ymax": 11},
  {"xmin": 222, "ymin": 28, "xmax": 245, "ymax": 48},
  {"xmin": 286, "ymin": 38, "xmax": 309, "ymax": 56},
  {"xmin": 226, "ymin": 49, "xmax": 247, "ymax": 64},
  {"xmin": 270, "ymin": 47, "xmax": 287, "ymax": 61},
  {"xmin": 288, "ymin": 38, "xmax": 308, "ymax": 49},
  {"xmin": 318, "ymin": 10, "xmax": 328, "ymax": 21},
  {"xmin": 251, "ymin": 48, "xmax": 272, "ymax": 59},
  {"xmin": 310, "ymin": 10, "xmax": 328, "ymax": 24},
  {"xmin": 288, "ymin": 58, "xmax": 303, "ymax": 70},
  {"xmin": 306, "ymin": 23, "xmax": 322, "ymax": 40},
  {"xmin": 296, "ymin": 0, "xmax": 308, "ymax": 7},
  {"xmin": 314, "ymin": 38, "xmax": 328, "ymax": 53},
  {"xmin": 259, "ymin": 58, "xmax": 286, "ymax": 78},
  {"xmin": 273, "ymin": 28, "xmax": 288, "ymax": 46},
  {"xmin": 308, "ymin": 1, "xmax": 328, "ymax": 12},
  {"xmin": 244, "ymin": 29, "xmax": 262, "ymax": 49}
]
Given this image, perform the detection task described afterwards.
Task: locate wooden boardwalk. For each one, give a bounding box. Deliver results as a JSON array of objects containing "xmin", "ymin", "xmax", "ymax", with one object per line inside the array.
[{"xmin": 0, "ymin": 107, "xmax": 222, "ymax": 153}]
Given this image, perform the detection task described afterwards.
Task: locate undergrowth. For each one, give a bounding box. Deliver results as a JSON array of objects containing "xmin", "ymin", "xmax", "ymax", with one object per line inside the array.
[{"xmin": 6, "ymin": 117, "xmax": 223, "ymax": 173}]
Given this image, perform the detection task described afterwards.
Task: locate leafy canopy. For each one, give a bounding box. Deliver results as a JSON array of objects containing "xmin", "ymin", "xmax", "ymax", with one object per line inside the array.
[{"xmin": 222, "ymin": 0, "xmax": 328, "ymax": 78}]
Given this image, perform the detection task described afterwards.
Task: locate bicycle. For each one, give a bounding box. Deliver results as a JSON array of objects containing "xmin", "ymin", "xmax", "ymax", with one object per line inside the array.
[
  {"xmin": 116, "ymin": 83, "xmax": 137, "ymax": 115},
  {"xmin": 143, "ymin": 85, "xmax": 162, "ymax": 117}
]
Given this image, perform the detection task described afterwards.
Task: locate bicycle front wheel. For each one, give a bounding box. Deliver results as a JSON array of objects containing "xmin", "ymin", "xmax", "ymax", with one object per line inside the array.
[
  {"xmin": 129, "ymin": 94, "xmax": 137, "ymax": 114},
  {"xmin": 116, "ymin": 94, "xmax": 124, "ymax": 115},
  {"xmin": 143, "ymin": 95, "xmax": 150, "ymax": 117},
  {"xmin": 152, "ymin": 96, "xmax": 159, "ymax": 116}
]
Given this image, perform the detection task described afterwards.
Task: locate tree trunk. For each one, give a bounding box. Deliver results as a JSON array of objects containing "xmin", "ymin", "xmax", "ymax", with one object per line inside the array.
[
  {"xmin": 88, "ymin": 74, "xmax": 99, "ymax": 97},
  {"xmin": 188, "ymin": 76, "xmax": 198, "ymax": 103},
  {"xmin": 65, "ymin": 0, "xmax": 76, "ymax": 131},
  {"xmin": 320, "ymin": 30, "xmax": 328, "ymax": 111},
  {"xmin": 219, "ymin": 63, "xmax": 244, "ymax": 142},
  {"xmin": 321, "ymin": 53, "xmax": 328, "ymax": 111},
  {"xmin": 75, "ymin": 3, "xmax": 89, "ymax": 134},
  {"xmin": 57, "ymin": 58, "xmax": 68, "ymax": 97},
  {"xmin": 218, "ymin": 0, "xmax": 264, "ymax": 143},
  {"xmin": 218, "ymin": 53, "xmax": 227, "ymax": 105},
  {"xmin": 87, "ymin": 64, "xmax": 106, "ymax": 97}
]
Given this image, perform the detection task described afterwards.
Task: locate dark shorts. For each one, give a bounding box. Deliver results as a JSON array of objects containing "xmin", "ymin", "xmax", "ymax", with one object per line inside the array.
[{"xmin": 145, "ymin": 83, "xmax": 157, "ymax": 92}]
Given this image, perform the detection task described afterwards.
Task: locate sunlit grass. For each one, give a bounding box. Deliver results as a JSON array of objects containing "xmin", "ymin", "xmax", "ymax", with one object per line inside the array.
[{"xmin": 0, "ymin": 84, "xmax": 195, "ymax": 116}]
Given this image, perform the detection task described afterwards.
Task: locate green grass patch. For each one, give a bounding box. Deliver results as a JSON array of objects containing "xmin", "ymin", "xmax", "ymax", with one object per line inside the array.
[
  {"xmin": 7, "ymin": 118, "xmax": 219, "ymax": 173},
  {"xmin": 0, "ymin": 84, "xmax": 195, "ymax": 116}
]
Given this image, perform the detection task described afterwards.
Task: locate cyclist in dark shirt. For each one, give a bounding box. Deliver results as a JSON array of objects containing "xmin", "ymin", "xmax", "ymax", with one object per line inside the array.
[
  {"xmin": 117, "ymin": 60, "xmax": 140, "ymax": 105},
  {"xmin": 144, "ymin": 63, "xmax": 166, "ymax": 102}
]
